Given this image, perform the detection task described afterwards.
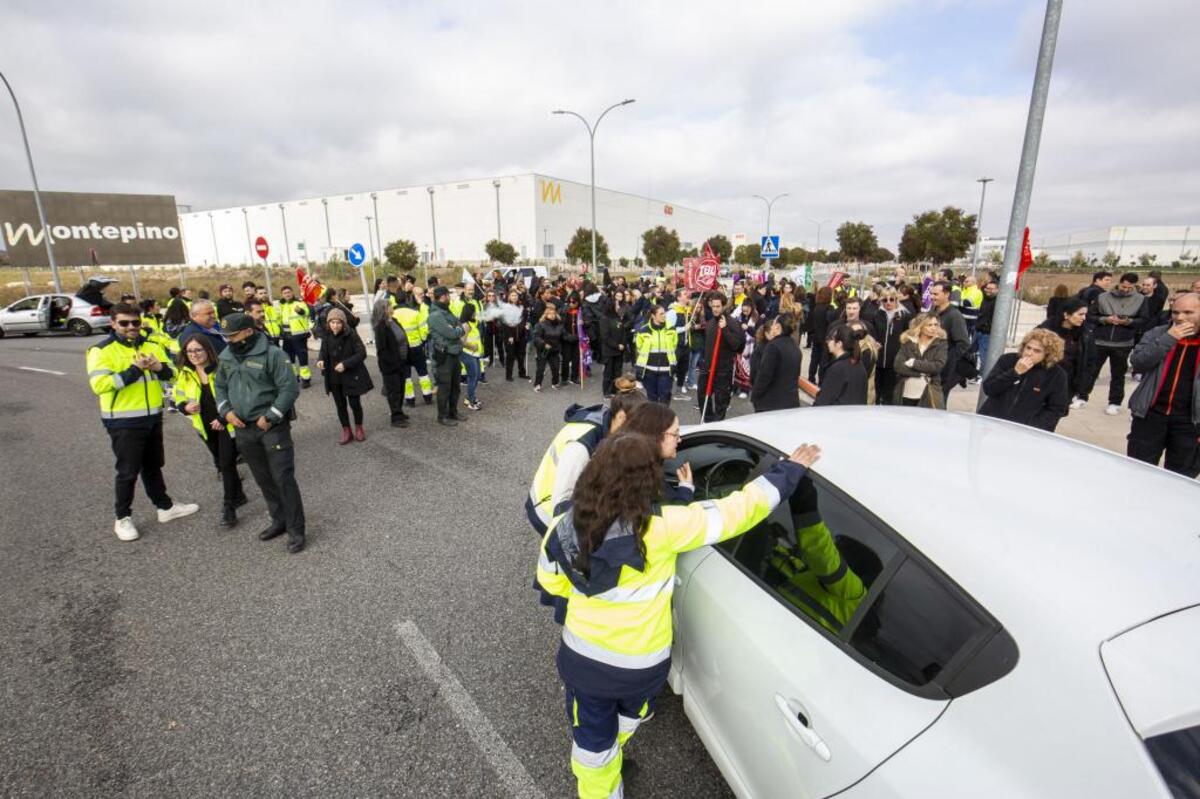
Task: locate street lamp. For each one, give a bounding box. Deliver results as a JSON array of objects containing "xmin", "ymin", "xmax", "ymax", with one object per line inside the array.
[
  {"xmin": 969, "ymin": 177, "xmax": 993, "ymax": 277},
  {"xmin": 365, "ymin": 215, "xmax": 377, "ymax": 288},
  {"xmin": 321, "ymin": 198, "xmax": 331, "ymax": 247},
  {"xmin": 808, "ymin": 218, "xmax": 832, "ymax": 251},
  {"xmin": 492, "ymin": 179, "xmax": 502, "ymax": 240},
  {"xmin": 242, "ymin": 208, "xmax": 254, "ymax": 265},
  {"xmin": 752, "ymin": 193, "xmax": 789, "ymax": 237},
  {"xmin": 427, "ymin": 186, "xmax": 439, "ymax": 265},
  {"xmin": 0, "ymin": 70, "xmax": 61, "ymax": 292},
  {"xmin": 207, "ymin": 212, "xmax": 220, "ymax": 265},
  {"xmin": 370, "ymin": 192, "xmax": 382, "ymax": 260},
  {"xmin": 278, "ymin": 203, "xmax": 292, "ymax": 266},
  {"xmin": 552, "ymin": 98, "xmax": 636, "ymax": 272}
]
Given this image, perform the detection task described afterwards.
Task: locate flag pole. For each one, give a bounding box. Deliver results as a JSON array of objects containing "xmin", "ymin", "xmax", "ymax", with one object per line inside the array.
[{"xmin": 700, "ymin": 312, "xmax": 723, "ymax": 421}]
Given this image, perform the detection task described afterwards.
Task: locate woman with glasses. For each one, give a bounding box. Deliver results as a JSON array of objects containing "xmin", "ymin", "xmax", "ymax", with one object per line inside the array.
[
  {"xmin": 871, "ymin": 291, "xmax": 910, "ymax": 405},
  {"xmin": 619, "ymin": 401, "xmax": 696, "ymax": 502},
  {"xmin": 174, "ymin": 333, "xmax": 246, "ymax": 527}
]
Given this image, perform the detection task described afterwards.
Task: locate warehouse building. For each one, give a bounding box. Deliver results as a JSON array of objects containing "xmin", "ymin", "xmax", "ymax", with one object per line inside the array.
[
  {"xmin": 1034, "ymin": 226, "xmax": 1199, "ymax": 266},
  {"xmin": 178, "ymin": 173, "xmax": 731, "ymax": 268}
]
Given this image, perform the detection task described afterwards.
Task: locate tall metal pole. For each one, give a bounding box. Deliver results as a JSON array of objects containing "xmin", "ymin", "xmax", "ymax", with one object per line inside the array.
[
  {"xmin": 278, "ymin": 203, "xmax": 292, "ymax": 266},
  {"xmin": 242, "ymin": 208, "xmax": 254, "ymax": 266},
  {"xmin": 321, "ymin": 198, "xmax": 332, "ymax": 248},
  {"xmin": 553, "ymin": 99, "xmax": 636, "ymax": 272},
  {"xmin": 808, "ymin": 218, "xmax": 831, "ymax": 252},
  {"xmin": 426, "ymin": 186, "xmax": 437, "ymax": 287},
  {"xmin": 208, "ymin": 212, "xmax": 220, "ymax": 265},
  {"xmin": 365, "ymin": 216, "xmax": 377, "ymax": 288},
  {"xmin": 21, "ymin": 267, "xmax": 32, "ymax": 296},
  {"xmin": 753, "ymin": 193, "xmax": 789, "ymax": 238},
  {"xmin": 371, "ymin": 192, "xmax": 382, "ymax": 260},
  {"xmin": 492, "ymin": 179, "xmax": 502, "ymax": 240},
  {"xmin": 0, "ymin": 70, "xmax": 61, "ymax": 292},
  {"xmin": 969, "ymin": 177, "xmax": 993, "ymax": 277},
  {"xmin": 129, "ymin": 265, "xmax": 140, "ymax": 299},
  {"xmin": 978, "ymin": 0, "xmax": 1062, "ymax": 408}
]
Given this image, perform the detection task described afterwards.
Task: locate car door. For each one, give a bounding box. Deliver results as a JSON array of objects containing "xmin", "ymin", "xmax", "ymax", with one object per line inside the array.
[
  {"xmin": 674, "ymin": 434, "xmax": 990, "ymax": 799},
  {"xmin": 1, "ymin": 296, "xmax": 45, "ymax": 332}
]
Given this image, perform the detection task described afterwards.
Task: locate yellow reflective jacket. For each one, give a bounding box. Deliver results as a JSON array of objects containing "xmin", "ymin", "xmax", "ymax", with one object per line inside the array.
[
  {"xmin": 525, "ymin": 404, "xmax": 608, "ymax": 534},
  {"xmin": 393, "ymin": 305, "xmax": 429, "ymax": 347},
  {"xmin": 261, "ymin": 303, "xmax": 283, "ymax": 337},
  {"xmin": 635, "ymin": 322, "xmax": 678, "ymax": 370},
  {"xmin": 536, "ymin": 459, "xmax": 806, "ymax": 693},
  {"xmin": 172, "ymin": 365, "xmax": 235, "ymax": 440},
  {"xmin": 277, "ymin": 300, "xmax": 311, "ymax": 335},
  {"xmin": 86, "ymin": 331, "xmax": 174, "ymax": 428}
]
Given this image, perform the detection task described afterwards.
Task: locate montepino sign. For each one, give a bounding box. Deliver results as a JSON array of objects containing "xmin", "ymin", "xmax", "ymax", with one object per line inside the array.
[{"xmin": 0, "ymin": 190, "xmax": 185, "ymax": 266}]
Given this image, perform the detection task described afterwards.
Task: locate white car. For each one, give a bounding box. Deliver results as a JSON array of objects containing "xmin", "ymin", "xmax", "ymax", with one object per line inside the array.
[
  {"xmin": 666, "ymin": 407, "xmax": 1199, "ymax": 799},
  {"xmin": 0, "ymin": 278, "xmax": 116, "ymax": 338}
]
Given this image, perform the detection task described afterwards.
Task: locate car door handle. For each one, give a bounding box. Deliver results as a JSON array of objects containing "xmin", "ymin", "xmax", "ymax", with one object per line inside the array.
[{"xmin": 774, "ymin": 694, "xmax": 831, "ymax": 762}]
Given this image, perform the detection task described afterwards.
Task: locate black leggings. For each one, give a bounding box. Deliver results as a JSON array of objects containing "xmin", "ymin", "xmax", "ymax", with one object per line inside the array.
[{"xmin": 331, "ymin": 386, "xmax": 363, "ymax": 426}]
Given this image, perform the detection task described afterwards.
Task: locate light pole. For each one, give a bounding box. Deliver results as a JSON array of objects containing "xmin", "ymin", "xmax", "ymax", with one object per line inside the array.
[
  {"xmin": 808, "ymin": 218, "xmax": 832, "ymax": 251},
  {"xmin": 969, "ymin": 177, "xmax": 993, "ymax": 277},
  {"xmin": 278, "ymin": 203, "xmax": 292, "ymax": 267},
  {"xmin": 207, "ymin": 212, "xmax": 220, "ymax": 265},
  {"xmin": 365, "ymin": 215, "xmax": 377, "ymax": 288},
  {"xmin": 552, "ymin": 98, "xmax": 636, "ymax": 272},
  {"xmin": 321, "ymin": 198, "xmax": 331, "ymax": 248},
  {"xmin": 242, "ymin": 208, "xmax": 254, "ymax": 265},
  {"xmin": 1, "ymin": 70, "xmax": 61, "ymax": 292},
  {"xmin": 426, "ymin": 187, "xmax": 438, "ymax": 287},
  {"xmin": 752, "ymin": 193, "xmax": 789, "ymax": 237},
  {"xmin": 492, "ymin": 179, "xmax": 503, "ymax": 240},
  {"xmin": 370, "ymin": 192, "xmax": 382, "ymax": 260},
  {"xmin": 978, "ymin": 0, "xmax": 1062, "ymax": 408}
]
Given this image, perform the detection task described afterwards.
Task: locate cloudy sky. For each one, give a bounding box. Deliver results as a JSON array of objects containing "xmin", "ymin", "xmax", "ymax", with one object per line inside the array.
[{"xmin": 3, "ymin": 0, "xmax": 1197, "ymax": 251}]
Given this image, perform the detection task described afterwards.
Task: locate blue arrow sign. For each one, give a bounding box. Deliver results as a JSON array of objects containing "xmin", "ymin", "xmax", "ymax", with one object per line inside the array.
[
  {"xmin": 760, "ymin": 235, "xmax": 780, "ymax": 260},
  {"xmin": 348, "ymin": 242, "xmax": 366, "ymax": 267}
]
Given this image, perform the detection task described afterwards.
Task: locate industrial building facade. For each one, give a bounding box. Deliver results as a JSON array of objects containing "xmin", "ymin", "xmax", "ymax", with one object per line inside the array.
[{"xmin": 179, "ymin": 173, "xmax": 731, "ymax": 268}]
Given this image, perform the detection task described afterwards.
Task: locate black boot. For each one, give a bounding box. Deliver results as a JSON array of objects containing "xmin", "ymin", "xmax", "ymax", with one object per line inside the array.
[
  {"xmin": 258, "ymin": 526, "xmax": 285, "ymax": 541},
  {"xmin": 220, "ymin": 504, "xmax": 238, "ymax": 528},
  {"xmin": 288, "ymin": 535, "xmax": 306, "ymax": 554}
]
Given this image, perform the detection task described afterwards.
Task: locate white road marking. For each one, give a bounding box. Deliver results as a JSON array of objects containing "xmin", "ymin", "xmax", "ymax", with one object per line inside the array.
[
  {"xmin": 396, "ymin": 620, "xmax": 545, "ymax": 799},
  {"xmin": 17, "ymin": 366, "xmax": 66, "ymax": 376}
]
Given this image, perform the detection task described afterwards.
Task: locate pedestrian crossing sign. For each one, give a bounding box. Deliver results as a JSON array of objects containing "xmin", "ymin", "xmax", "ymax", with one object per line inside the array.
[{"xmin": 760, "ymin": 235, "xmax": 780, "ymax": 259}]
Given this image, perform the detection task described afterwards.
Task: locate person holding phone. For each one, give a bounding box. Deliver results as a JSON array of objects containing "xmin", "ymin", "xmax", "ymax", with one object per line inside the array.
[
  {"xmin": 1126, "ymin": 292, "xmax": 1200, "ymax": 477},
  {"xmin": 86, "ymin": 303, "xmax": 199, "ymax": 541}
]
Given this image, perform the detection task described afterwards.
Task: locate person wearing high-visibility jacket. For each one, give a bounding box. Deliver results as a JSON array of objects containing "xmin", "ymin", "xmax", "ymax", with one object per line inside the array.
[
  {"xmin": 536, "ymin": 434, "xmax": 821, "ymax": 799},
  {"xmin": 255, "ymin": 286, "xmax": 283, "ymax": 345},
  {"xmin": 393, "ymin": 292, "xmax": 434, "ymax": 406},
  {"xmin": 172, "ymin": 332, "xmax": 247, "ymax": 528},
  {"xmin": 86, "ymin": 302, "xmax": 199, "ymax": 542},
  {"xmin": 634, "ymin": 304, "xmax": 678, "ymax": 405},
  {"xmin": 275, "ymin": 285, "xmax": 313, "ymax": 388},
  {"xmin": 525, "ymin": 376, "xmax": 645, "ymax": 535},
  {"xmin": 140, "ymin": 298, "xmax": 179, "ymax": 358},
  {"xmin": 669, "ymin": 289, "xmax": 692, "ymax": 396}
]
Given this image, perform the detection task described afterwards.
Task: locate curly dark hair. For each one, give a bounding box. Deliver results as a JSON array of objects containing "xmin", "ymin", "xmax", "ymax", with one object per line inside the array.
[{"xmin": 571, "ymin": 433, "xmax": 662, "ymax": 574}]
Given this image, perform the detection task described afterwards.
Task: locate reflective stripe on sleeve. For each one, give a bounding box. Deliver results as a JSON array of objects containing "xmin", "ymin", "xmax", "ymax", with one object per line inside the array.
[
  {"xmin": 562, "ymin": 627, "xmax": 671, "ymax": 670},
  {"xmin": 748, "ymin": 473, "xmax": 782, "ymax": 510},
  {"xmin": 88, "ymin": 369, "xmax": 114, "ymax": 377},
  {"xmin": 699, "ymin": 500, "xmax": 724, "ymax": 545},
  {"xmin": 104, "ymin": 407, "xmax": 163, "ymax": 419},
  {"xmin": 537, "ymin": 548, "xmax": 557, "ymax": 574},
  {"xmin": 592, "ymin": 577, "xmax": 672, "ymax": 604},
  {"xmin": 268, "ymin": 406, "xmax": 283, "ymax": 419}
]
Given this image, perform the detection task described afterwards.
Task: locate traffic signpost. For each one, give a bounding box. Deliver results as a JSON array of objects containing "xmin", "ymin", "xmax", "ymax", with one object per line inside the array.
[
  {"xmin": 255, "ymin": 236, "xmax": 274, "ymax": 301},
  {"xmin": 348, "ymin": 243, "xmax": 371, "ymax": 338},
  {"xmin": 760, "ymin": 235, "xmax": 780, "ymax": 260}
]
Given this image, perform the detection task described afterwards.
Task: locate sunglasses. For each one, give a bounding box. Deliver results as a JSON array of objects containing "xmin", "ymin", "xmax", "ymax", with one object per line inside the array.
[
  {"xmin": 114, "ymin": 319, "xmax": 142, "ymax": 328},
  {"xmin": 186, "ymin": 348, "xmax": 206, "ymax": 356},
  {"xmin": 884, "ymin": 298, "xmax": 898, "ymax": 304}
]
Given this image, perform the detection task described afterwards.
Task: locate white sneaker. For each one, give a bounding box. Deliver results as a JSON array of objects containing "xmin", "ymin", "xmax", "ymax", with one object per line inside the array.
[
  {"xmin": 1070, "ymin": 397, "xmax": 1087, "ymax": 410},
  {"xmin": 738, "ymin": 392, "xmax": 749, "ymax": 399},
  {"xmin": 1105, "ymin": 404, "xmax": 1121, "ymax": 416},
  {"xmin": 677, "ymin": 386, "xmax": 688, "ymax": 395},
  {"xmin": 158, "ymin": 502, "xmax": 199, "ymax": 523},
  {"xmin": 114, "ymin": 517, "xmax": 140, "ymax": 541}
]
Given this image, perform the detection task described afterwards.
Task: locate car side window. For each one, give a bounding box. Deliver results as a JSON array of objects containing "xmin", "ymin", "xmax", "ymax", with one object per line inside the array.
[
  {"xmin": 849, "ymin": 559, "xmax": 988, "ymax": 688},
  {"xmin": 8, "ymin": 297, "xmax": 41, "ymax": 312},
  {"xmin": 717, "ymin": 472, "xmax": 899, "ymax": 636}
]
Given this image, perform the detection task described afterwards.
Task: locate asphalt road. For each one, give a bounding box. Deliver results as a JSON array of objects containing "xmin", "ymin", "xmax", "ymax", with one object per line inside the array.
[{"xmin": 0, "ymin": 332, "xmax": 735, "ymax": 798}]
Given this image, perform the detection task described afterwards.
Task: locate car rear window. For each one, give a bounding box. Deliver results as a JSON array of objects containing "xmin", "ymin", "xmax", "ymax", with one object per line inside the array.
[{"xmin": 1145, "ymin": 725, "xmax": 1200, "ymax": 799}]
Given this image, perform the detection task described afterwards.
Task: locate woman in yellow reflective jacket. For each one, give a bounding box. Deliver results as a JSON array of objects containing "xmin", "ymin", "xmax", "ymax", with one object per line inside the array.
[
  {"xmin": 537, "ymin": 433, "xmax": 821, "ymax": 799},
  {"xmin": 172, "ymin": 333, "xmax": 246, "ymax": 527}
]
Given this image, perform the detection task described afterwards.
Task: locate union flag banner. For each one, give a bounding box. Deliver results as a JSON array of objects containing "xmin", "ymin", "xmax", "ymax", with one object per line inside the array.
[
  {"xmin": 1016, "ymin": 227, "xmax": 1033, "ymax": 290},
  {"xmin": 296, "ymin": 266, "xmax": 325, "ymax": 305}
]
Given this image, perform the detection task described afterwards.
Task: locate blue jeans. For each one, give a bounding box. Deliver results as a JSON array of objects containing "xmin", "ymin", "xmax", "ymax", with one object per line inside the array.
[
  {"xmin": 461, "ymin": 353, "xmax": 481, "ymax": 403},
  {"xmin": 686, "ymin": 350, "xmax": 702, "ymax": 387},
  {"xmin": 973, "ymin": 332, "xmax": 990, "ymax": 372},
  {"xmin": 643, "ymin": 370, "xmax": 673, "ymax": 405}
]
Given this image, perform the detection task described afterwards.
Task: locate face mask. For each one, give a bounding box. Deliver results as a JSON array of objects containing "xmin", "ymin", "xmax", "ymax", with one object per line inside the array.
[{"xmin": 230, "ymin": 335, "xmax": 256, "ymax": 355}]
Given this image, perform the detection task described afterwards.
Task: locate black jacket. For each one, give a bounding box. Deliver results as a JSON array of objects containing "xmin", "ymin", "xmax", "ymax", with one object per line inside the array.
[
  {"xmin": 813, "ymin": 355, "xmax": 868, "ymax": 406},
  {"xmin": 373, "ymin": 317, "xmax": 409, "ymax": 375},
  {"xmin": 871, "ymin": 307, "xmax": 910, "ymax": 368},
  {"xmin": 976, "ymin": 295, "xmax": 997, "ymax": 334},
  {"xmin": 936, "ymin": 304, "xmax": 971, "ymax": 383},
  {"xmin": 809, "ymin": 302, "xmax": 835, "ymax": 341},
  {"xmin": 751, "ymin": 336, "xmax": 802, "ymax": 412},
  {"xmin": 533, "ymin": 318, "xmax": 566, "ymax": 353},
  {"xmin": 979, "ymin": 353, "xmax": 1070, "ymax": 431},
  {"xmin": 700, "ymin": 313, "xmax": 745, "ymax": 374},
  {"xmin": 215, "ymin": 298, "xmax": 243, "ymax": 319},
  {"xmin": 1036, "ymin": 318, "xmax": 1094, "ymax": 395},
  {"xmin": 599, "ymin": 313, "xmax": 627, "ymax": 360},
  {"xmin": 318, "ymin": 329, "xmax": 375, "ymax": 396}
]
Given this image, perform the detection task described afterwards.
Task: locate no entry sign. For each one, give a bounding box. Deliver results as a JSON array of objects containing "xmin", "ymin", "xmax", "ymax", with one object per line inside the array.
[{"xmin": 255, "ymin": 236, "xmax": 269, "ymax": 261}]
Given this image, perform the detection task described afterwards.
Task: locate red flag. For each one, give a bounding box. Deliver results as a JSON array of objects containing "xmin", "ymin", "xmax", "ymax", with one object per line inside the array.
[
  {"xmin": 702, "ymin": 241, "xmax": 718, "ymax": 262},
  {"xmin": 296, "ymin": 266, "xmax": 325, "ymax": 305},
  {"xmin": 827, "ymin": 271, "xmax": 848, "ymax": 289},
  {"xmin": 1016, "ymin": 227, "xmax": 1033, "ymax": 290},
  {"xmin": 684, "ymin": 257, "xmax": 718, "ymax": 292}
]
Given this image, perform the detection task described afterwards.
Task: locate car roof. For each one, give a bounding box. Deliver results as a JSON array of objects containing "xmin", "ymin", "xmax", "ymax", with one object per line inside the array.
[{"xmin": 689, "ymin": 407, "xmax": 1200, "ymax": 644}]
